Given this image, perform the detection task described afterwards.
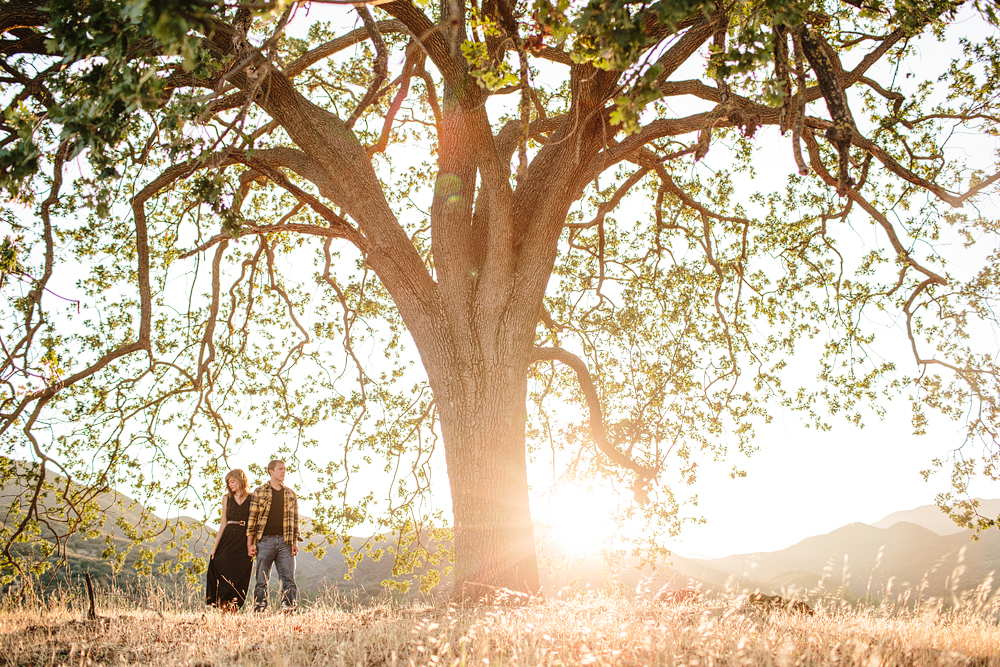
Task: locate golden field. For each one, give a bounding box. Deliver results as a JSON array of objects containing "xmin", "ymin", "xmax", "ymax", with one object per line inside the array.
[{"xmin": 2, "ymin": 589, "xmax": 999, "ymax": 667}]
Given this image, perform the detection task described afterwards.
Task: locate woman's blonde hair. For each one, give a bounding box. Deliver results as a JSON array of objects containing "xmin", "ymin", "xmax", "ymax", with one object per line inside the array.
[{"xmin": 224, "ymin": 469, "xmax": 250, "ymax": 498}]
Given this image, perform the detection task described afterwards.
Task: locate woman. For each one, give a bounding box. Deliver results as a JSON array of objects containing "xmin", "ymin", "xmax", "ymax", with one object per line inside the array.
[{"xmin": 206, "ymin": 469, "xmax": 254, "ymax": 612}]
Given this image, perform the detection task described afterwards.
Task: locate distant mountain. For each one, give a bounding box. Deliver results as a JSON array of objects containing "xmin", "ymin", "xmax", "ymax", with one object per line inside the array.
[
  {"xmin": 659, "ymin": 517, "xmax": 1000, "ymax": 605},
  {"xmin": 1, "ymin": 459, "xmax": 216, "ymax": 594},
  {"xmin": 552, "ymin": 502, "xmax": 1000, "ymax": 608},
  {"xmin": 872, "ymin": 499, "xmax": 1000, "ymax": 535}
]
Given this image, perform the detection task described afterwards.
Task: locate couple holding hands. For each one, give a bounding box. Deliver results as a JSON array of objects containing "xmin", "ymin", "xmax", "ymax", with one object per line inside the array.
[{"xmin": 205, "ymin": 459, "xmax": 300, "ymax": 613}]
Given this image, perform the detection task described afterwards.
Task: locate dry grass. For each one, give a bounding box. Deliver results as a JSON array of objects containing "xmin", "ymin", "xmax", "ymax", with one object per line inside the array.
[{"xmin": 2, "ymin": 591, "xmax": 999, "ymax": 667}]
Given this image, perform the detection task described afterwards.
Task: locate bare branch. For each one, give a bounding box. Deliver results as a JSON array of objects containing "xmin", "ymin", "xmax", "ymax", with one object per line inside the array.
[
  {"xmin": 654, "ymin": 17, "xmax": 719, "ymax": 83},
  {"xmin": 566, "ymin": 166, "xmax": 651, "ymax": 230},
  {"xmin": 179, "ymin": 222, "xmax": 351, "ymax": 260},
  {"xmin": 196, "ymin": 240, "xmax": 229, "ymax": 390},
  {"xmin": 369, "ymin": 41, "xmax": 422, "ymax": 157},
  {"xmin": 529, "ymin": 346, "xmax": 658, "ymax": 503},
  {"xmin": 237, "ymin": 155, "xmax": 369, "ymax": 250},
  {"xmin": 790, "ymin": 28, "xmax": 810, "ymax": 175},
  {"xmin": 347, "ymin": 5, "xmax": 390, "ymax": 130},
  {"xmin": 379, "ymin": 0, "xmax": 478, "ymax": 108},
  {"xmin": 283, "ymin": 20, "xmax": 410, "ymax": 79}
]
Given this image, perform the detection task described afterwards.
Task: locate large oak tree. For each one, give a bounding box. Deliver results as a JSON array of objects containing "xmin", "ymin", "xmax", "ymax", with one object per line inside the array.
[{"xmin": 2, "ymin": 0, "xmax": 1000, "ymax": 597}]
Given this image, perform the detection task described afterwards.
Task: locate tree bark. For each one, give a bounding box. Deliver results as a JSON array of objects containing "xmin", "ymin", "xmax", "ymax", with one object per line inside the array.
[{"xmin": 435, "ymin": 358, "xmax": 541, "ymax": 599}]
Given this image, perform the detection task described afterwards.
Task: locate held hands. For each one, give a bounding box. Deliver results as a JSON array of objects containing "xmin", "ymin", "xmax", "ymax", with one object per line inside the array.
[{"xmin": 248, "ymin": 543, "xmax": 257, "ymax": 558}]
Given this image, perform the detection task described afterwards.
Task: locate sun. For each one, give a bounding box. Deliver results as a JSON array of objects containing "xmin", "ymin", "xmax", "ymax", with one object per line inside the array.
[{"xmin": 536, "ymin": 483, "xmax": 620, "ymax": 556}]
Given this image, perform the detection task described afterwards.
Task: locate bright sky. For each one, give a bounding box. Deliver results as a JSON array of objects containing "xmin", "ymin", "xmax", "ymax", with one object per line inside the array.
[{"xmin": 663, "ymin": 404, "xmax": 998, "ymax": 559}]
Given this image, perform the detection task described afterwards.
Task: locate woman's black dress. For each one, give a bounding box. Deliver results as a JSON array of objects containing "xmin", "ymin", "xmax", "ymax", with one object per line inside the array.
[{"xmin": 205, "ymin": 495, "xmax": 253, "ymax": 608}]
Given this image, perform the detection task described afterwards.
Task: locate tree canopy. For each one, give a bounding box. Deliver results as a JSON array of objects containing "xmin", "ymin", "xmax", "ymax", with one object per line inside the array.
[{"xmin": 2, "ymin": 0, "xmax": 1000, "ymax": 597}]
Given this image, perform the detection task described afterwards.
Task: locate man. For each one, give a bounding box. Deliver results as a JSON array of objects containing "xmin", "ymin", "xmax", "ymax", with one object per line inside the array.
[{"xmin": 247, "ymin": 459, "xmax": 300, "ymax": 612}]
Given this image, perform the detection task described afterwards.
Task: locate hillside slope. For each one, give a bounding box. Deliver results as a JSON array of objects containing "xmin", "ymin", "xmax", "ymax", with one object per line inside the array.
[
  {"xmin": 669, "ymin": 520, "xmax": 1000, "ymax": 603},
  {"xmin": 872, "ymin": 499, "xmax": 1000, "ymax": 535}
]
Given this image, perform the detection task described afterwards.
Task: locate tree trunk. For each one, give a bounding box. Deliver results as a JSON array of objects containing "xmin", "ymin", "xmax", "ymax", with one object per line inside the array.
[{"xmin": 435, "ymin": 361, "xmax": 541, "ymax": 599}]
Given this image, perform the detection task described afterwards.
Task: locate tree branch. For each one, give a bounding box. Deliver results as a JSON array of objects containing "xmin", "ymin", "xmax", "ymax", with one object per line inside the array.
[
  {"xmin": 369, "ymin": 41, "xmax": 422, "ymax": 157},
  {"xmin": 803, "ymin": 129, "xmax": 947, "ymax": 288},
  {"xmin": 179, "ymin": 222, "xmax": 351, "ymax": 260},
  {"xmin": 283, "ymin": 20, "xmax": 410, "ymax": 79},
  {"xmin": 378, "ymin": 0, "xmax": 478, "ymax": 108},
  {"xmin": 347, "ymin": 5, "xmax": 390, "ymax": 130},
  {"xmin": 566, "ymin": 165, "xmax": 651, "ymax": 230},
  {"xmin": 529, "ymin": 346, "xmax": 658, "ymax": 502},
  {"xmin": 237, "ymin": 155, "xmax": 369, "ymax": 250}
]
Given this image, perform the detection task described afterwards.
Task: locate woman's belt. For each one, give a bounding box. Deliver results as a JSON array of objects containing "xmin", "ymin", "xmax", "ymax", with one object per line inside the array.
[{"xmin": 227, "ymin": 520, "xmax": 247, "ymax": 526}]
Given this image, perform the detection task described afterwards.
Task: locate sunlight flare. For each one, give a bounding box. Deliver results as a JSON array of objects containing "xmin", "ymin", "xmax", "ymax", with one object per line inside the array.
[{"xmin": 537, "ymin": 484, "xmax": 620, "ymax": 556}]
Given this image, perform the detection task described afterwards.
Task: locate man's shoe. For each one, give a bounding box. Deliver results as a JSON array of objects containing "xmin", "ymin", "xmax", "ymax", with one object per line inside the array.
[
  {"xmin": 253, "ymin": 604, "xmax": 267, "ymax": 613},
  {"xmin": 280, "ymin": 603, "xmax": 296, "ymax": 614}
]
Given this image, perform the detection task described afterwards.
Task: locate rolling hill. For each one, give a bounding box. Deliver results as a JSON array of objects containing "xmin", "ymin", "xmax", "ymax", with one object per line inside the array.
[
  {"xmin": 871, "ymin": 499, "xmax": 1000, "ymax": 534},
  {"xmin": 656, "ymin": 502, "xmax": 1000, "ymax": 604}
]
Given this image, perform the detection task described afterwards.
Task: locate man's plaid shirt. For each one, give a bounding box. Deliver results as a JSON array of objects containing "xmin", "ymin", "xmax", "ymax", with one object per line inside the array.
[{"xmin": 247, "ymin": 483, "xmax": 300, "ymax": 546}]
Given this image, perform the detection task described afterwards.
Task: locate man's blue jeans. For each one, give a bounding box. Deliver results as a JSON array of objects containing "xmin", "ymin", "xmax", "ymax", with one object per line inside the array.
[{"xmin": 253, "ymin": 535, "xmax": 297, "ymax": 609}]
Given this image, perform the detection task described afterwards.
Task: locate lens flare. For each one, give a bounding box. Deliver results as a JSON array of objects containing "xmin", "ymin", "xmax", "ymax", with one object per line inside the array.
[{"xmin": 538, "ymin": 484, "xmax": 618, "ymax": 556}]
